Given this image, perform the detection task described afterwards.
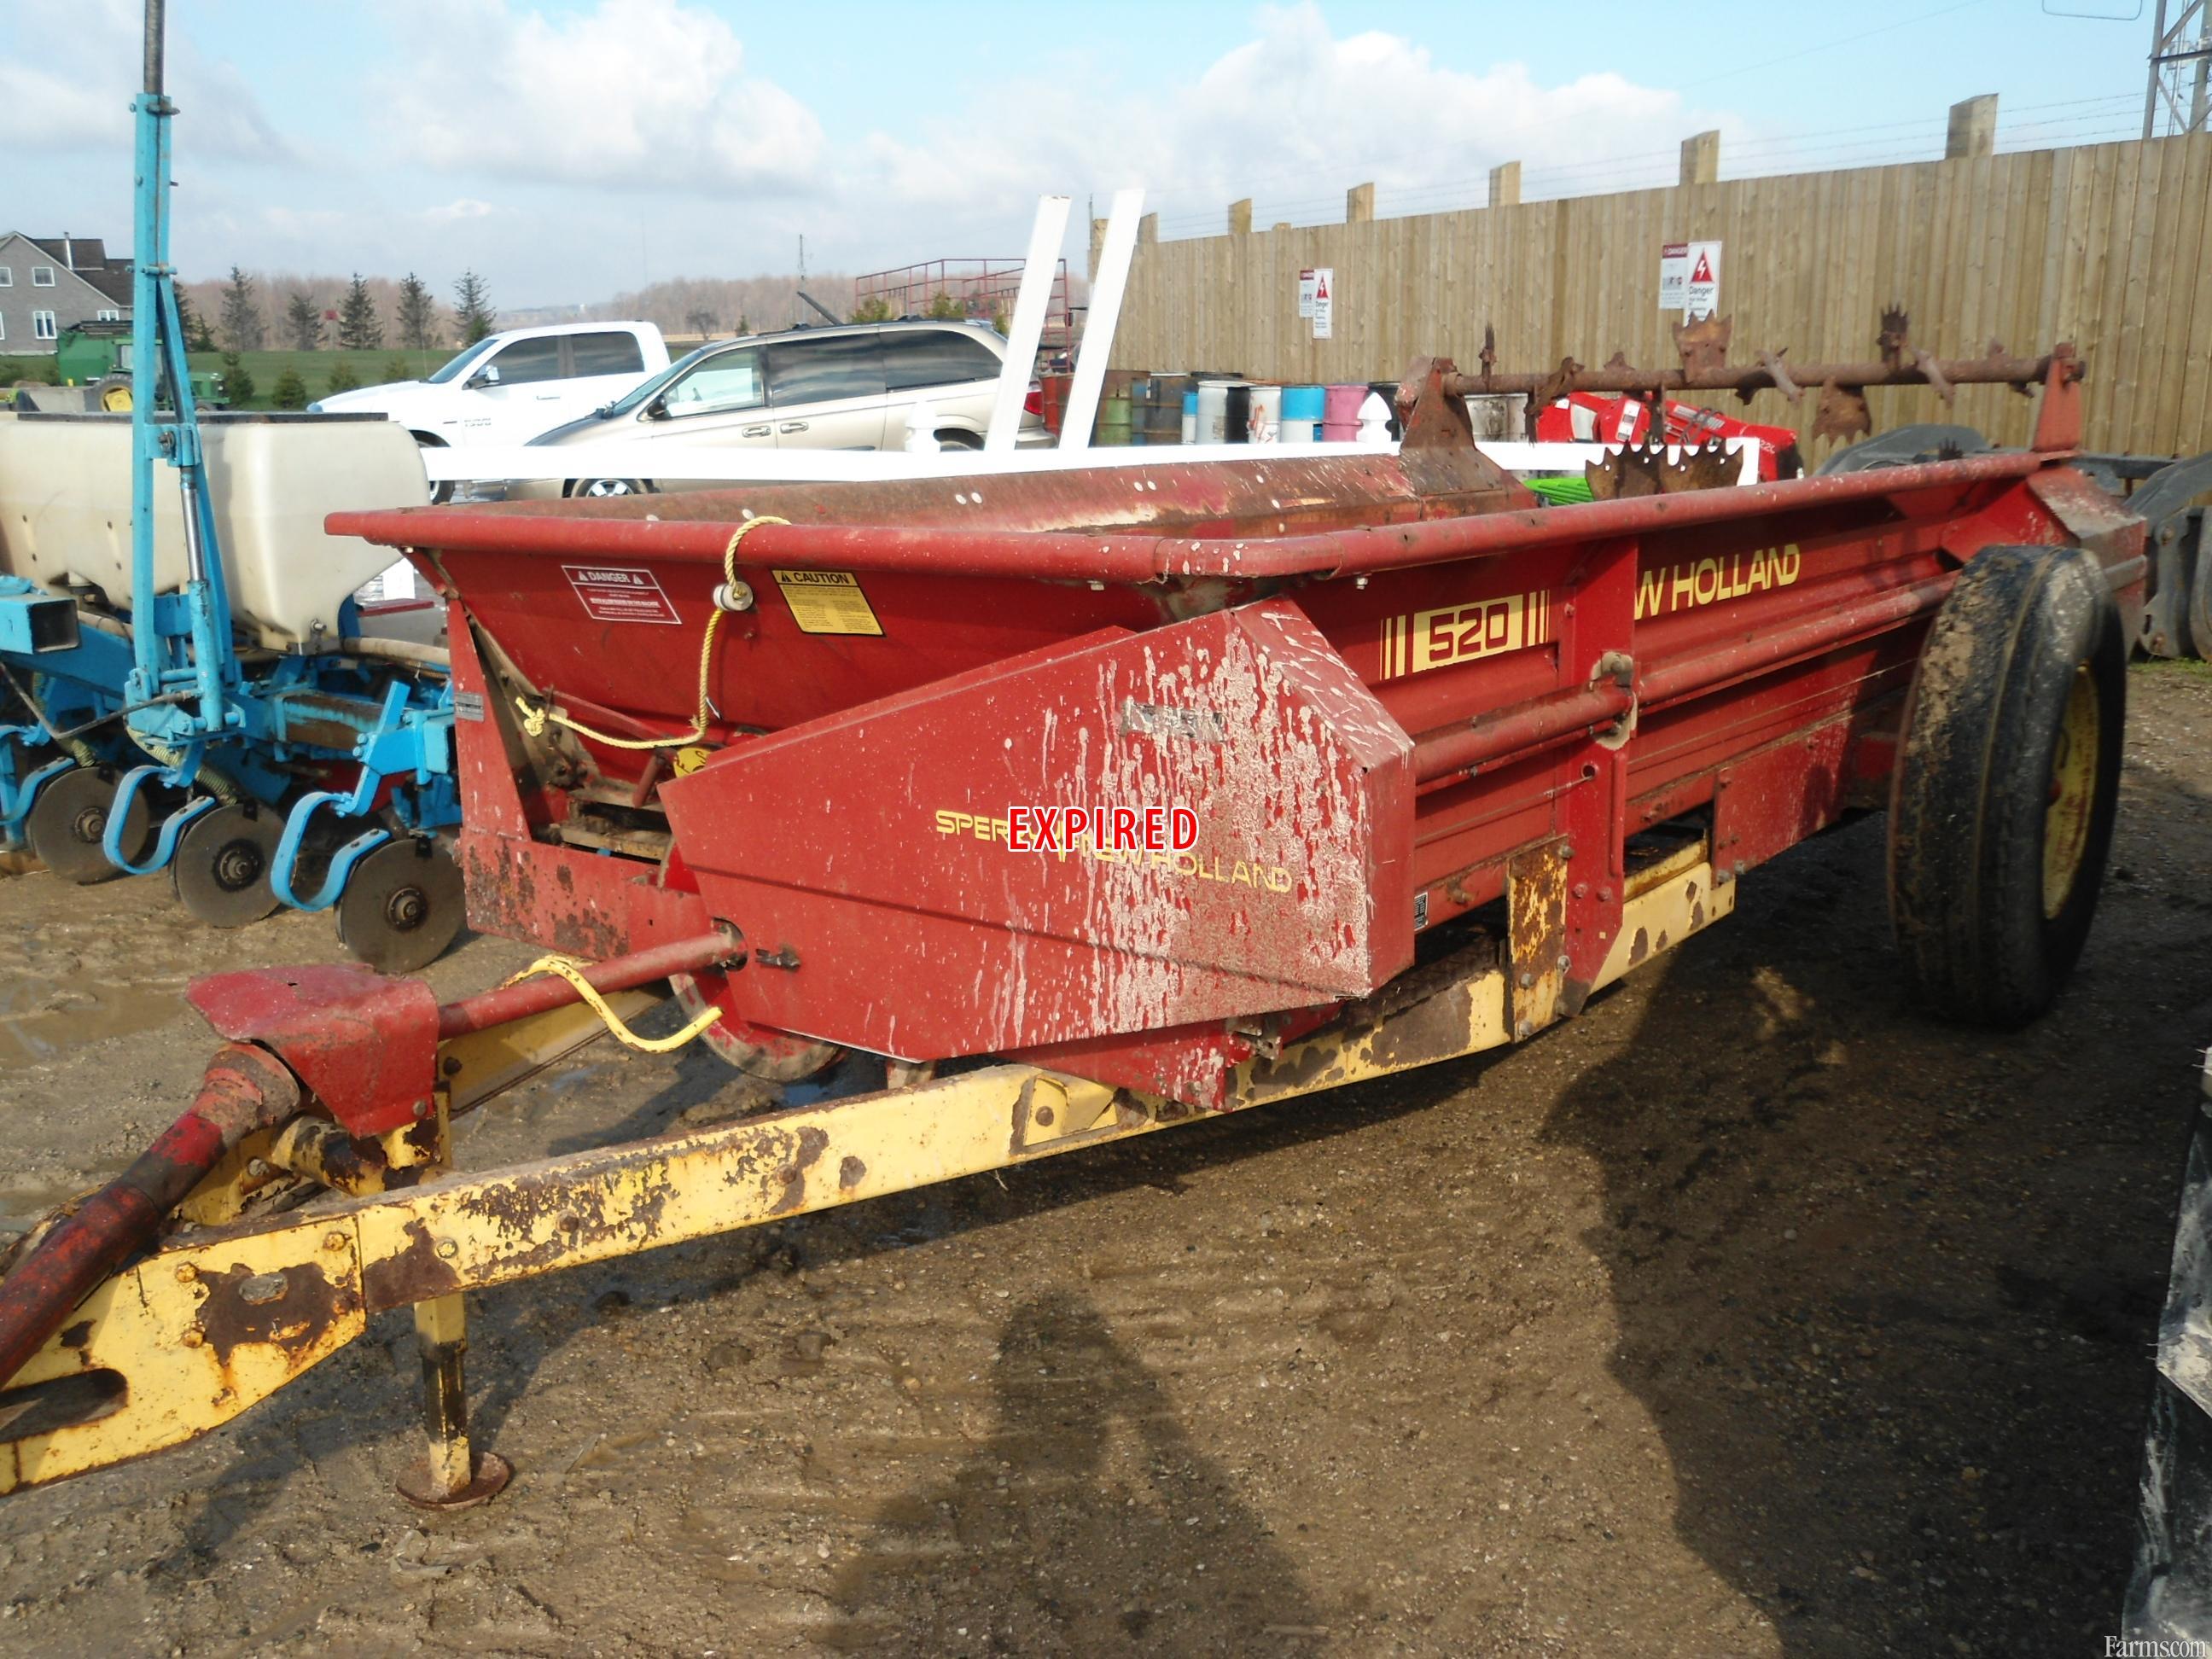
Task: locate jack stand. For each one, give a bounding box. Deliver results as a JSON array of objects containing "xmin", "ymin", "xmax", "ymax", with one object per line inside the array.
[{"xmin": 394, "ymin": 1291, "xmax": 511, "ymax": 1511}]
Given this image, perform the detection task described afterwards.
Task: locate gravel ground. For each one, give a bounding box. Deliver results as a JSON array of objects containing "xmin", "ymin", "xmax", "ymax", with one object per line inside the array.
[{"xmin": 0, "ymin": 662, "xmax": 2207, "ymax": 1656}]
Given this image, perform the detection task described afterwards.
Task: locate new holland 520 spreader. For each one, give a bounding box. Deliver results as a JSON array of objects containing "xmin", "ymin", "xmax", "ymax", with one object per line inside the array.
[{"xmin": 0, "ymin": 342, "xmax": 2178, "ymax": 1509}]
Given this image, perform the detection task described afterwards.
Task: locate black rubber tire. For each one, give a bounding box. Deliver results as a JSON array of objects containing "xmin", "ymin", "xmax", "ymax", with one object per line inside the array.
[{"xmin": 1887, "ymin": 544, "xmax": 2125, "ymax": 1027}]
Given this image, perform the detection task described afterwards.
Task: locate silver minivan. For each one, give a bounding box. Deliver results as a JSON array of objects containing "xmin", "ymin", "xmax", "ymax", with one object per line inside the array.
[{"xmin": 509, "ymin": 319, "xmax": 1045, "ymax": 499}]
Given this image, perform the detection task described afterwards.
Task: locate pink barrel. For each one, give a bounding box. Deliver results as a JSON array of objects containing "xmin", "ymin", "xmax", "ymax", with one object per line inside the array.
[{"xmin": 1322, "ymin": 383, "xmax": 1366, "ymax": 444}]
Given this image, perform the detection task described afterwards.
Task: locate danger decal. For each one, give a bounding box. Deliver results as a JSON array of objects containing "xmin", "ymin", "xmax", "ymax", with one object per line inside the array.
[{"xmin": 562, "ymin": 564, "xmax": 681, "ymax": 625}]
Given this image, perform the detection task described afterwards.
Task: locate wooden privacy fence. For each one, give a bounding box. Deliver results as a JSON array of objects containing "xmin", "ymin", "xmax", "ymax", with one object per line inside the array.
[{"xmin": 1109, "ymin": 128, "xmax": 2212, "ymax": 461}]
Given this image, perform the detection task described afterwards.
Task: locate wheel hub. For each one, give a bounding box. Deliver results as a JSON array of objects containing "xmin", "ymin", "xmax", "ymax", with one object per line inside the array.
[
  {"xmin": 2041, "ymin": 666, "xmax": 2099, "ymax": 920},
  {"xmin": 212, "ymin": 840, "xmax": 265, "ymax": 892},
  {"xmin": 384, "ymin": 884, "xmax": 427, "ymax": 931}
]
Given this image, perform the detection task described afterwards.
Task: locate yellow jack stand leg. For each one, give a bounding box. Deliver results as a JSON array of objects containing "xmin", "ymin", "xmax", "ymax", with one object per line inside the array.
[{"xmin": 393, "ymin": 1292, "xmax": 511, "ymax": 1510}]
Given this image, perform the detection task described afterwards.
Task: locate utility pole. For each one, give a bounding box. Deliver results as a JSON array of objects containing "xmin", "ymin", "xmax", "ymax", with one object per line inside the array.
[{"xmin": 2145, "ymin": 1, "xmax": 2212, "ymax": 137}]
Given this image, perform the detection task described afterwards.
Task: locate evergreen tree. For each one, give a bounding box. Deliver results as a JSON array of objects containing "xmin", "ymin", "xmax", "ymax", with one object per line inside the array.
[
  {"xmin": 395, "ymin": 273, "xmax": 437, "ymax": 350},
  {"xmin": 336, "ymin": 274, "xmax": 382, "ymax": 351},
  {"xmin": 325, "ymin": 359, "xmax": 360, "ymax": 395},
  {"xmin": 218, "ymin": 266, "xmax": 264, "ymax": 351},
  {"xmin": 175, "ymin": 288, "xmax": 215, "ymax": 353},
  {"xmin": 284, "ymin": 290, "xmax": 323, "ymax": 352},
  {"xmin": 452, "ymin": 270, "xmax": 495, "ymax": 345},
  {"xmin": 269, "ymin": 368, "xmax": 309, "ymax": 410},
  {"xmin": 381, "ymin": 354, "xmax": 409, "ymax": 383},
  {"xmin": 220, "ymin": 351, "xmax": 255, "ymax": 406}
]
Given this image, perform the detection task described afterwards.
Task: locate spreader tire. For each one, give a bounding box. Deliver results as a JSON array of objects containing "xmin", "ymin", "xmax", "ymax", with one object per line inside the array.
[{"xmin": 1887, "ymin": 544, "xmax": 2124, "ymax": 1027}]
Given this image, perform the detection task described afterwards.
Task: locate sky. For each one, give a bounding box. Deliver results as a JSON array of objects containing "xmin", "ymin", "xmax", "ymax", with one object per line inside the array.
[{"xmin": 0, "ymin": 0, "xmax": 2174, "ymax": 311}]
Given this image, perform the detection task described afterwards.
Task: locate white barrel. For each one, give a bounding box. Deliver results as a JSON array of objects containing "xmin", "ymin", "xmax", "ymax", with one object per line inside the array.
[
  {"xmin": 1249, "ymin": 384, "xmax": 1282, "ymax": 444},
  {"xmin": 1278, "ymin": 417, "xmax": 1317, "ymax": 445},
  {"xmin": 1196, "ymin": 381, "xmax": 1232, "ymax": 445}
]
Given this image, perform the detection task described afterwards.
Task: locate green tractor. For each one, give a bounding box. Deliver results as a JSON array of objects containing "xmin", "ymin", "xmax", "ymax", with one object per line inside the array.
[{"xmin": 50, "ymin": 319, "xmax": 227, "ymax": 411}]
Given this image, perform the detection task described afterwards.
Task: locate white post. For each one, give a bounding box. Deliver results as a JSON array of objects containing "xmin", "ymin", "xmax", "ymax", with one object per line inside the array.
[
  {"xmin": 1059, "ymin": 187, "xmax": 1144, "ymax": 451},
  {"xmin": 904, "ymin": 399, "xmax": 941, "ymax": 453},
  {"xmin": 984, "ymin": 195, "xmax": 1072, "ymax": 452},
  {"xmin": 1357, "ymin": 392, "xmax": 1393, "ymax": 448}
]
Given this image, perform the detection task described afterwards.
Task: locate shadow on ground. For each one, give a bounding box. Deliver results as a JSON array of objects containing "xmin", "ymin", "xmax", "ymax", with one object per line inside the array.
[{"xmin": 1539, "ymin": 766, "xmax": 2212, "ymax": 1655}]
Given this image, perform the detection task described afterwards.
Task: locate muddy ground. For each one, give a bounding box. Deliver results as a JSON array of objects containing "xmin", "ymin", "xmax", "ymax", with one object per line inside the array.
[{"xmin": 0, "ymin": 665, "xmax": 2208, "ymax": 1656}]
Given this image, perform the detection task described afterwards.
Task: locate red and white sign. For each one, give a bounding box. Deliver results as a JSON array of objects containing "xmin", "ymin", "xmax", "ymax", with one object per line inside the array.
[
  {"xmin": 1659, "ymin": 242, "xmax": 1689, "ymax": 311},
  {"xmin": 1685, "ymin": 239, "xmax": 1722, "ymax": 318},
  {"xmin": 1311, "ymin": 267, "xmax": 1333, "ymax": 340},
  {"xmin": 562, "ymin": 564, "xmax": 681, "ymax": 625}
]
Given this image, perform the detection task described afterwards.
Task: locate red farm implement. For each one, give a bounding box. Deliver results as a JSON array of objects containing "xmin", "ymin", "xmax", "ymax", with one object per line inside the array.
[{"xmin": 0, "ymin": 344, "xmax": 2177, "ymax": 1509}]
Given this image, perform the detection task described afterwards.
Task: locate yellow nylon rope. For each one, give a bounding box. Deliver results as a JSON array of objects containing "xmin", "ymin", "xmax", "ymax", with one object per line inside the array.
[
  {"xmin": 500, "ymin": 954, "xmax": 725, "ymax": 1053},
  {"xmin": 513, "ymin": 515, "xmax": 788, "ymax": 751}
]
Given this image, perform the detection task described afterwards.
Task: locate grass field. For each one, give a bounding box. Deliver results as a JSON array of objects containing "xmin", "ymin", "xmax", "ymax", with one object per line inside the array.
[
  {"xmin": 4, "ymin": 346, "xmax": 463, "ymax": 410},
  {"xmin": 192, "ymin": 348, "xmax": 454, "ymax": 409}
]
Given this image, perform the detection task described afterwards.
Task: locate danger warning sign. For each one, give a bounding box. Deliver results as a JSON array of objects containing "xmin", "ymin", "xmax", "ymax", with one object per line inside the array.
[
  {"xmin": 562, "ymin": 564, "xmax": 682, "ymax": 625},
  {"xmin": 1311, "ymin": 266, "xmax": 1333, "ymax": 340},
  {"xmin": 1685, "ymin": 240, "xmax": 1722, "ymax": 319}
]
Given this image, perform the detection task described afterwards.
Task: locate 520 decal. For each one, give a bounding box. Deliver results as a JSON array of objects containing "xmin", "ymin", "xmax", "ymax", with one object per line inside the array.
[{"xmin": 1378, "ymin": 590, "xmax": 1553, "ymax": 681}]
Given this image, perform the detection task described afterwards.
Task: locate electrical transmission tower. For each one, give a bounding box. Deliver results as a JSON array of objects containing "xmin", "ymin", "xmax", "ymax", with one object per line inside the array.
[{"xmin": 2145, "ymin": 1, "xmax": 2212, "ymax": 137}]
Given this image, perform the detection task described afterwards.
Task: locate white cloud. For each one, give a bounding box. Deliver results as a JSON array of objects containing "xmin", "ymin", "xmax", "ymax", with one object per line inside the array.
[
  {"xmin": 377, "ymin": 0, "xmax": 824, "ymax": 192},
  {"xmin": 0, "ymin": 0, "xmax": 292, "ymax": 162},
  {"xmin": 425, "ymin": 199, "xmax": 498, "ymax": 225},
  {"xmin": 847, "ymin": 3, "xmax": 1739, "ymax": 237}
]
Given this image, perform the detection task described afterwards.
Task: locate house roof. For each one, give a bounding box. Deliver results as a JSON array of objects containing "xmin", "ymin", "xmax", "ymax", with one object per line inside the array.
[{"xmin": 15, "ymin": 234, "xmax": 135, "ymax": 306}]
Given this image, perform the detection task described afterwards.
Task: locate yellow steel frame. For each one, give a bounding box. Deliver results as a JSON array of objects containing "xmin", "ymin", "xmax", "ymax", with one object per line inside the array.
[{"xmin": 0, "ymin": 859, "xmax": 1732, "ymax": 1497}]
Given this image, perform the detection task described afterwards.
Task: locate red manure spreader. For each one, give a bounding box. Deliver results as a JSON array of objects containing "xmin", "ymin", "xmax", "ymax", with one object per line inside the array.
[{"xmin": 0, "ymin": 346, "xmax": 2181, "ymax": 1508}]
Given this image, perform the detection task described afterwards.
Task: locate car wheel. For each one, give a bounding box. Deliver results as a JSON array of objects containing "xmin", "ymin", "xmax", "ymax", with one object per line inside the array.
[
  {"xmin": 934, "ymin": 431, "xmax": 983, "ymax": 451},
  {"xmin": 410, "ymin": 432, "xmax": 456, "ymax": 505},
  {"xmin": 572, "ymin": 477, "xmax": 649, "ymax": 498}
]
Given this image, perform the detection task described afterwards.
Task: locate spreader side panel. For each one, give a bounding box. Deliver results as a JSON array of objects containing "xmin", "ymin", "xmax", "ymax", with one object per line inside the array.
[{"xmin": 659, "ymin": 599, "xmax": 1415, "ymax": 1058}]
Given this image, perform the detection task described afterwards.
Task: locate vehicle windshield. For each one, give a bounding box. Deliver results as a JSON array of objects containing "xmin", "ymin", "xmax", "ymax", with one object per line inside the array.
[
  {"xmin": 597, "ymin": 342, "xmax": 721, "ymax": 417},
  {"xmin": 424, "ymin": 338, "xmax": 502, "ymax": 385}
]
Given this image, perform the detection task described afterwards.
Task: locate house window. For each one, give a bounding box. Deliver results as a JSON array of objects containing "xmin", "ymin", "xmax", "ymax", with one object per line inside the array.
[
  {"xmin": 33, "ymin": 311, "xmax": 57, "ymax": 341},
  {"xmin": 0, "ymin": 314, "xmax": 6, "ymax": 341},
  {"xmin": 0, "ymin": 267, "xmax": 12, "ymax": 287},
  {"xmin": 96, "ymin": 309, "xmax": 120, "ymax": 322},
  {"xmin": 31, "ymin": 266, "xmax": 55, "ymax": 287}
]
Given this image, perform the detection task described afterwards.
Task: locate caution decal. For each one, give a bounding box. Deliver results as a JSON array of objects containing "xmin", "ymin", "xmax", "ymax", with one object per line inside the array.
[{"xmin": 773, "ymin": 569, "xmax": 882, "ymax": 637}]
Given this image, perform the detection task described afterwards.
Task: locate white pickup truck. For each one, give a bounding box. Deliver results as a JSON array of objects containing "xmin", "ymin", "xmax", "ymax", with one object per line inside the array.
[{"xmin": 311, "ymin": 320, "xmax": 672, "ymax": 449}]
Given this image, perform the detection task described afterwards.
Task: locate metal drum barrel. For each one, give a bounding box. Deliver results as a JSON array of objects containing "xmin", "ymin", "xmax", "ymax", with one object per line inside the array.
[
  {"xmin": 1281, "ymin": 384, "xmax": 1324, "ymax": 445},
  {"xmin": 1322, "ymin": 382, "xmax": 1365, "ymax": 443},
  {"xmin": 1133, "ymin": 373, "xmax": 1189, "ymax": 445}
]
